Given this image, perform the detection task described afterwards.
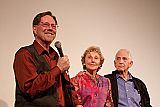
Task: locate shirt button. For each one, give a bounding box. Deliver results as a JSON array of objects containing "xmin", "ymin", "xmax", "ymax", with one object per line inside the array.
[
  {"xmin": 139, "ymin": 102, "xmax": 142, "ymax": 106},
  {"xmin": 94, "ymin": 93, "xmax": 97, "ymax": 97}
]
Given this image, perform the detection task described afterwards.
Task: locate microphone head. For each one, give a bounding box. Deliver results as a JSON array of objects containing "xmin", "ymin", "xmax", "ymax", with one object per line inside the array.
[
  {"xmin": 54, "ymin": 41, "xmax": 61, "ymax": 48},
  {"xmin": 54, "ymin": 41, "xmax": 64, "ymax": 57}
]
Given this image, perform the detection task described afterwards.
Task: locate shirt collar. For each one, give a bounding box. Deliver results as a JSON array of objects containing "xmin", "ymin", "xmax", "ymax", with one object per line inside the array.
[
  {"xmin": 33, "ymin": 40, "xmax": 56, "ymax": 56},
  {"xmin": 116, "ymin": 72, "xmax": 133, "ymax": 81}
]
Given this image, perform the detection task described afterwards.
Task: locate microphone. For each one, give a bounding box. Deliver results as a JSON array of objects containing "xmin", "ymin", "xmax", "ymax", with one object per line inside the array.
[
  {"xmin": 55, "ymin": 41, "xmax": 70, "ymax": 74},
  {"xmin": 54, "ymin": 41, "xmax": 64, "ymax": 57},
  {"xmin": 54, "ymin": 41, "xmax": 74, "ymax": 106}
]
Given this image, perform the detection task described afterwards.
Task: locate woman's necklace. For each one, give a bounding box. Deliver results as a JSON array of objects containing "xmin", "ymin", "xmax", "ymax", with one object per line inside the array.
[{"xmin": 86, "ymin": 71, "xmax": 97, "ymax": 80}]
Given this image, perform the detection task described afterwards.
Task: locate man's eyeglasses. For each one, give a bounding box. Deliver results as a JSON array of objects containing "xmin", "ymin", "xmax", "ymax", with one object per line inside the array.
[{"xmin": 39, "ymin": 22, "xmax": 59, "ymax": 29}]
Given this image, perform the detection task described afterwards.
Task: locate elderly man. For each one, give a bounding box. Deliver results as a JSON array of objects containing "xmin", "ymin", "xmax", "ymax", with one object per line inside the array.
[{"xmin": 104, "ymin": 49, "xmax": 152, "ymax": 107}]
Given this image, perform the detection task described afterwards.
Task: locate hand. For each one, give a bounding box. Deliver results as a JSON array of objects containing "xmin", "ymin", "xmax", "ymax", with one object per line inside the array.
[{"xmin": 57, "ymin": 55, "xmax": 70, "ymax": 73}]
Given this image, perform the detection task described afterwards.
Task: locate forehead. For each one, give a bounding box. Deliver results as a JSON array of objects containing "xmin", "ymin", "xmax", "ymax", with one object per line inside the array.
[
  {"xmin": 116, "ymin": 50, "xmax": 130, "ymax": 58},
  {"xmin": 86, "ymin": 51, "xmax": 100, "ymax": 56},
  {"xmin": 40, "ymin": 15, "xmax": 55, "ymax": 23}
]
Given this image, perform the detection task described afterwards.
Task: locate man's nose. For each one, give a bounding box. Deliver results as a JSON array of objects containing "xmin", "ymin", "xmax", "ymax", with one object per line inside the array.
[{"xmin": 119, "ymin": 58, "xmax": 124, "ymax": 63}]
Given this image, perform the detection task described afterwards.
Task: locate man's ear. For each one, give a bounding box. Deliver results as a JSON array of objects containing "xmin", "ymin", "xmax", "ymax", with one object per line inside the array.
[
  {"xmin": 129, "ymin": 61, "xmax": 133, "ymax": 67},
  {"xmin": 114, "ymin": 60, "xmax": 116, "ymax": 67},
  {"xmin": 33, "ymin": 26, "xmax": 37, "ymax": 35}
]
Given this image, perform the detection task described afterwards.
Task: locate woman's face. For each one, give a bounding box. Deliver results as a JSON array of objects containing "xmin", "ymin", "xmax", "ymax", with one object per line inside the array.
[{"xmin": 84, "ymin": 51, "xmax": 101, "ymax": 72}]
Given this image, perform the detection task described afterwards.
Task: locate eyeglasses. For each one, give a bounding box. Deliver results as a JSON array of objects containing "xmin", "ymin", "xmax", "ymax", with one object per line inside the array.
[{"xmin": 39, "ymin": 22, "xmax": 59, "ymax": 29}]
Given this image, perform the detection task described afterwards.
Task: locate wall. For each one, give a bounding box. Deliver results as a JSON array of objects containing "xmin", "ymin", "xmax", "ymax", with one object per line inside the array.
[{"xmin": 0, "ymin": 0, "xmax": 160, "ymax": 106}]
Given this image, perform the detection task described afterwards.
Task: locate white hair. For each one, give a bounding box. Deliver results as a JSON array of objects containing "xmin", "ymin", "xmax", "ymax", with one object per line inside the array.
[{"xmin": 116, "ymin": 49, "xmax": 132, "ymax": 60}]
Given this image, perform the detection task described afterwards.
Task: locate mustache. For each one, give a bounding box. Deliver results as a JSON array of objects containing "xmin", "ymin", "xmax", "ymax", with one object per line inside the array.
[{"xmin": 44, "ymin": 29, "xmax": 55, "ymax": 35}]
